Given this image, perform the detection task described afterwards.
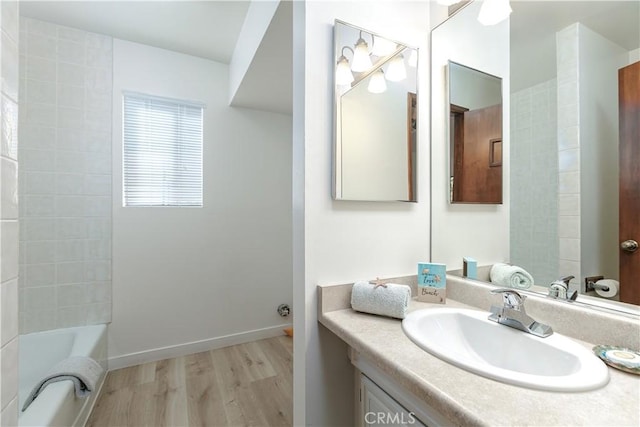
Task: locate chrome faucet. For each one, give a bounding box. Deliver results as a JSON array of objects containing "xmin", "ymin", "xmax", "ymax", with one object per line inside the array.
[
  {"xmin": 548, "ymin": 275, "xmax": 578, "ymax": 300},
  {"xmin": 488, "ymin": 288, "xmax": 553, "ymax": 338}
]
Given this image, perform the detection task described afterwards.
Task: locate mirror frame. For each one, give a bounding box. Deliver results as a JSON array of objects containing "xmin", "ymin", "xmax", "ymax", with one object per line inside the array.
[{"xmin": 333, "ymin": 19, "xmax": 419, "ymax": 202}]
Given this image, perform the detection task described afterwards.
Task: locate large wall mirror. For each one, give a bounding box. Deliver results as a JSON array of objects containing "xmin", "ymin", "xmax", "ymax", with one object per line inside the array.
[
  {"xmin": 432, "ymin": 0, "xmax": 640, "ymax": 314},
  {"xmin": 448, "ymin": 61, "xmax": 503, "ymax": 203},
  {"xmin": 333, "ymin": 20, "xmax": 418, "ymax": 202}
]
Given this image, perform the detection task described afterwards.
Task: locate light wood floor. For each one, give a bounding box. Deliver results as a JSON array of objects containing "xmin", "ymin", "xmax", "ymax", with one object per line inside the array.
[{"xmin": 87, "ymin": 336, "xmax": 293, "ymax": 427}]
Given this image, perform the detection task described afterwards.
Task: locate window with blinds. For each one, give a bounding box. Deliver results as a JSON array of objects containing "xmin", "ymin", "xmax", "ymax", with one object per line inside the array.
[{"xmin": 123, "ymin": 93, "xmax": 203, "ymax": 207}]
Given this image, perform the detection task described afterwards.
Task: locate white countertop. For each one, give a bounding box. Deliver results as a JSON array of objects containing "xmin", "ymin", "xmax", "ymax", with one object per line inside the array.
[{"xmin": 319, "ymin": 295, "xmax": 640, "ymax": 426}]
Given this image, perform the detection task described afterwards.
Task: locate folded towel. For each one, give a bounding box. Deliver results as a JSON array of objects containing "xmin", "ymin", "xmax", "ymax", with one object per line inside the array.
[
  {"xmin": 490, "ymin": 263, "xmax": 534, "ymax": 289},
  {"xmin": 22, "ymin": 356, "xmax": 104, "ymax": 412},
  {"xmin": 351, "ymin": 281, "xmax": 411, "ymax": 319}
]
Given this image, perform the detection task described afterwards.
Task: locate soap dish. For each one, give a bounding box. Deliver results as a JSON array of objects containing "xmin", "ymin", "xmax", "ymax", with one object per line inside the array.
[{"xmin": 593, "ymin": 345, "xmax": 640, "ymax": 375}]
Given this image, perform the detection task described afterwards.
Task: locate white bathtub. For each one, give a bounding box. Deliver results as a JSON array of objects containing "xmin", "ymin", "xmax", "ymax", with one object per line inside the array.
[{"xmin": 18, "ymin": 324, "xmax": 108, "ymax": 427}]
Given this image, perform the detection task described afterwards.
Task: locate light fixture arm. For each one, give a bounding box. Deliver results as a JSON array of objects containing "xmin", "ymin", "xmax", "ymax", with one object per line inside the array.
[{"xmin": 341, "ymin": 46, "xmax": 354, "ymax": 58}]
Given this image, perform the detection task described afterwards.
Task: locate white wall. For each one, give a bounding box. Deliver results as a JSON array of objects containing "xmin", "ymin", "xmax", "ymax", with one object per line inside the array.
[
  {"xmin": 431, "ymin": 1, "xmax": 510, "ymax": 270},
  {"xmin": 110, "ymin": 39, "xmax": 292, "ymax": 366},
  {"xmin": 0, "ymin": 1, "xmax": 20, "ymax": 424},
  {"xmin": 296, "ymin": 2, "xmax": 430, "ymax": 425},
  {"xmin": 578, "ymin": 24, "xmax": 627, "ymax": 283}
]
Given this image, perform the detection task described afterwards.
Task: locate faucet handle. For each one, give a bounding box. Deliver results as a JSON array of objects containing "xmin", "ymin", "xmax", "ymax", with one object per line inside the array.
[
  {"xmin": 491, "ymin": 288, "xmax": 526, "ymax": 308},
  {"xmin": 554, "ymin": 275, "xmax": 575, "ymax": 287}
]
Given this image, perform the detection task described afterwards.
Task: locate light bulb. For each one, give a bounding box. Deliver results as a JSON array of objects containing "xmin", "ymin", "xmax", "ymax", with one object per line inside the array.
[
  {"xmin": 371, "ymin": 37, "xmax": 396, "ymax": 57},
  {"xmin": 336, "ymin": 56, "xmax": 354, "ymax": 85},
  {"xmin": 368, "ymin": 69, "xmax": 387, "ymax": 94},
  {"xmin": 351, "ymin": 37, "xmax": 372, "ymax": 72},
  {"xmin": 478, "ymin": 0, "xmax": 512, "ymax": 26},
  {"xmin": 386, "ymin": 54, "xmax": 407, "ymax": 82}
]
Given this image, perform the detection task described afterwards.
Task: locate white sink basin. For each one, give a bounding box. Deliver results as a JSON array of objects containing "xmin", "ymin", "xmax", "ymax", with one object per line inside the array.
[{"xmin": 402, "ymin": 308, "xmax": 610, "ymax": 391}]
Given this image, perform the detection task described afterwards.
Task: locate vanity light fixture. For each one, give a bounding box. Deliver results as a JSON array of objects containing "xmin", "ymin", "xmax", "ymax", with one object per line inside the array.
[
  {"xmin": 386, "ymin": 53, "xmax": 407, "ymax": 82},
  {"xmin": 371, "ymin": 36, "xmax": 396, "ymax": 57},
  {"xmin": 477, "ymin": 0, "xmax": 512, "ymax": 25},
  {"xmin": 437, "ymin": 0, "xmax": 512, "ymax": 26},
  {"xmin": 336, "ymin": 46, "xmax": 355, "ymax": 85},
  {"xmin": 368, "ymin": 69, "xmax": 387, "ymax": 93},
  {"xmin": 351, "ymin": 31, "xmax": 373, "ymax": 72}
]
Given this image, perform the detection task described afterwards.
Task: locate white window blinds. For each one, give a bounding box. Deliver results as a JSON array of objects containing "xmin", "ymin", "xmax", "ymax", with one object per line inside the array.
[{"xmin": 123, "ymin": 93, "xmax": 203, "ymax": 207}]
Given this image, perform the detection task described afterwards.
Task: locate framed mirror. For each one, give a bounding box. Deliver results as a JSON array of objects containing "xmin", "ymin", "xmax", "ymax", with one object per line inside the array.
[
  {"xmin": 448, "ymin": 61, "xmax": 503, "ymax": 204},
  {"xmin": 431, "ymin": 0, "xmax": 640, "ymax": 315},
  {"xmin": 333, "ymin": 20, "xmax": 419, "ymax": 202}
]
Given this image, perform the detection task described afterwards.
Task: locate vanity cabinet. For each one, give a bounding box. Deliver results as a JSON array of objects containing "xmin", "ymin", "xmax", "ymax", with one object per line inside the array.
[
  {"xmin": 351, "ymin": 349, "xmax": 450, "ymax": 427},
  {"xmin": 357, "ymin": 373, "xmax": 426, "ymax": 427}
]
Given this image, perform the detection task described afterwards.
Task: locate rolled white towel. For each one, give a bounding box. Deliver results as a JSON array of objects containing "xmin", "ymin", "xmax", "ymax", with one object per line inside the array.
[
  {"xmin": 22, "ymin": 356, "xmax": 104, "ymax": 412},
  {"xmin": 351, "ymin": 281, "xmax": 411, "ymax": 319},
  {"xmin": 490, "ymin": 263, "xmax": 534, "ymax": 289}
]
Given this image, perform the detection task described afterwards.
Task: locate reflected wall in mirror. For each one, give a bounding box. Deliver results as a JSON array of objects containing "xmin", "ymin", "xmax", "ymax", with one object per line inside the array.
[
  {"xmin": 334, "ymin": 20, "xmax": 418, "ymax": 202},
  {"xmin": 448, "ymin": 61, "xmax": 503, "ymax": 204},
  {"xmin": 432, "ymin": 0, "xmax": 640, "ymax": 314}
]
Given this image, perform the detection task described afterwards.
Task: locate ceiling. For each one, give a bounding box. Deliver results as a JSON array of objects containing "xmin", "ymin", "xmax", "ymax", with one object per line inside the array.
[
  {"xmin": 511, "ymin": 1, "xmax": 640, "ymax": 92},
  {"xmin": 20, "ymin": 0, "xmax": 293, "ymax": 114}
]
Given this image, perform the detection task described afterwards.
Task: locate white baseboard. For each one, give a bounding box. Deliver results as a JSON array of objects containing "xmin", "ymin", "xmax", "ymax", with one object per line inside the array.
[{"xmin": 107, "ymin": 323, "xmax": 292, "ymax": 370}]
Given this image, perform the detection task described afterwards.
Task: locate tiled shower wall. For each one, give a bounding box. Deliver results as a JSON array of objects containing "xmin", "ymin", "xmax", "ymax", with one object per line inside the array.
[
  {"xmin": 1, "ymin": 1, "xmax": 20, "ymax": 424},
  {"xmin": 18, "ymin": 17, "xmax": 112, "ymax": 333},
  {"xmin": 510, "ymin": 78, "xmax": 559, "ymax": 287},
  {"xmin": 555, "ymin": 24, "xmax": 581, "ymax": 286}
]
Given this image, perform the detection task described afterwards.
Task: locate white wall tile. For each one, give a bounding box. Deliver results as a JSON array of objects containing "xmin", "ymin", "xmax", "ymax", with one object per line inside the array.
[
  {"xmin": 57, "ymin": 84, "xmax": 84, "ymax": 109},
  {"xmin": 57, "ymin": 106, "xmax": 84, "ymax": 130},
  {"xmin": 24, "ymin": 195, "xmax": 55, "ymax": 217},
  {"xmin": 56, "ymin": 262, "xmax": 85, "ymax": 285},
  {"xmin": 25, "ymin": 172, "xmax": 56, "ymax": 195},
  {"xmin": 56, "ymin": 218, "xmax": 86, "ymax": 240},
  {"xmin": 559, "ymin": 194, "xmax": 580, "ymax": 216},
  {"xmin": 0, "ymin": 338, "xmax": 18, "ymax": 409},
  {"xmin": 558, "ymin": 259, "xmax": 580, "ymax": 279},
  {"xmin": 25, "ymin": 79, "xmax": 56, "ymax": 105},
  {"xmin": 19, "ymin": 18, "xmax": 113, "ymax": 333},
  {"xmin": 57, "ymin": 26, "xmax": 85, "ymax": 43},
  {"xmin": 559, "ymin": 238, "xmax": 580, "ymax": 261},
  {"xmin": 2, "ymin": 32, "xmax": 20, "ymax": 102},
  {"xmin": 57, "ymin": 40, "xmax": 85, "ymax": 65},
  {"xmin": 1, "ymin": 95, "xmax": 18, "ymax": 159},
  {"xmin": 0, "ymin": 395, "xmax": 18, "ymax": 427},
  {"xmin": 24, "ymin": 103, "xmax": 56, "ymax": 127},
  {"xmin": 1, "ymin": 1, "xmax": 19, "ymax": 43},
  {"xmin": 57, "ymin": 62, "xmax": 84, "ymax": 86},
  {"xmin": 0, "ymin": 222, "xmax": 19, "ymax": 282},
  {"xmin": 24, "ymin": 286, "xmax": 56, "ymax": 310},
  {"xmin": 25, "ymin": 240, "xmax": 56, "ymax": 264},
  {"xmin": 1, "ymin": 158, "xmax": 18, "ymax": 219},
  {"xmin": 25, "ymin": 17, "xmax": 57, "ymax": 37},
  {"xmin": 55, "ymin": 239, "xmax": 84, "ymax": 262},
  {"xmin": 56, "ymin": 305, "xmax": 87, "ymax": 328},
  {"xmin": 23, "ymin": 218, "xmax": 56, "ymax": 241},
  {"xmin": 19, "ymin": 125, "xmax": 56, "ymax": 150},
  {"xmin": 558, "ymin": 148, "xmax": 579, "ymax": 172},
  {"xmin": 26, "ymin": 32, "xmax": 57, "ymax": 60},
  {"xmin": 25, "ymin": 55, "xmax": 56, "ymax": 82},
  {"xmin": 24, "ymin": 264, "xmax": 55, "ymax": 287},
  {"xmin": 56, "ymin": 129, "xmax": 84, "ymax": 152},
  {"xmin": 559, "ymin": 171, "xmax": 580, "ymax": 194},
  {"xmin": 558, "ymin": 215, "xmax": 580, "ymax": 239},
  {"xmin": 20, "ymin": 149, "xmax": 55, "ymax": 172},
  {"xmin": 56, "ymin": 173, "xmax": 84, "ymax": 195},
  {"xmin": 56, "ymin": 283, "xmax": 87, "ymax": 305},
  {"xmin": 0, "ymin": 280, "xmax": 19, "ymax": 347},
  {"xmin": 55, "ymin": 195, "xmax": 84, "ymax": 217},
  {"xmin": 86, "ymin": 302, "xmax": 110, "ymax": 324}
]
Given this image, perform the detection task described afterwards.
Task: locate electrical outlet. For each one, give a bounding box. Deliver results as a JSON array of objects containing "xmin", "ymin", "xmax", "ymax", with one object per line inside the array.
[{"xmin": 585, "ymin": 276, "xmax": 604, "ymax": 292}]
